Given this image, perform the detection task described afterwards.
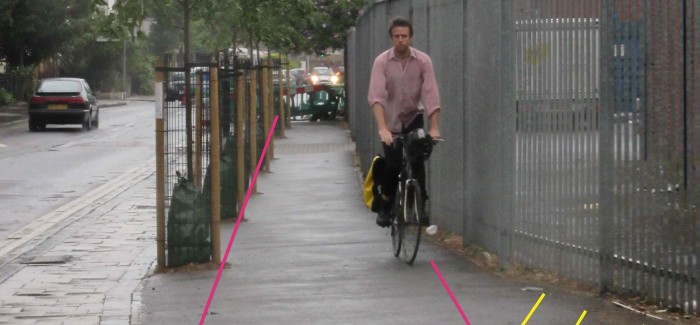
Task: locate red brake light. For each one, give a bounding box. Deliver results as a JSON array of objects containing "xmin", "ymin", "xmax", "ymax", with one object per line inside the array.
[
  {"xmin": 30, "ymin": 96, "xmax": 85, "ymax": 104},
  {"xmin": 67, "ymin": 97, "xmax": 85, "ymax": 104},
  {"xmin": 30, "ymin": 97, "xmax": 44, "ymax": 104}
]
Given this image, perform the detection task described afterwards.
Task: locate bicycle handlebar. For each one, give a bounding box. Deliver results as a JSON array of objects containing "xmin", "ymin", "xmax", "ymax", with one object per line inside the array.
[{"xmin": 391, "ymin": 134, "xmax": 444, "ymax": 144}]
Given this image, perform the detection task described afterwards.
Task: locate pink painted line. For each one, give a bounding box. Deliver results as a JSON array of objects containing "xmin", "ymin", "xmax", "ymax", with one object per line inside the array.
[
  {"xmin": 199, "ymin": 115, "xmax": 279, "ymax": 325},
  {"xmin": 431, "ymin": 260, "xmax": 472, "ymax": 325}
]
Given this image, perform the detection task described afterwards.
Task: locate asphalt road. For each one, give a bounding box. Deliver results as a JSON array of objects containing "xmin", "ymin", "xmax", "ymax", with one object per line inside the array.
[{"xmin": 0, "ymin": 100, "xmax": 154, "ymax": 242}]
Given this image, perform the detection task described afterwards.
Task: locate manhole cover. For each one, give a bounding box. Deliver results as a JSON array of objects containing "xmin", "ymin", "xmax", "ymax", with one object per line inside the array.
[{"xmin": 22, "ymin": 255, "xmax": 72, "ymax": 265}]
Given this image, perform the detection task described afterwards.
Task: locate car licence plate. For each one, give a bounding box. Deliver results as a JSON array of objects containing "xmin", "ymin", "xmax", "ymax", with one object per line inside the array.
[{"xmin": 48, "ymin": 104, "xmax": 67, "ymax": 110}]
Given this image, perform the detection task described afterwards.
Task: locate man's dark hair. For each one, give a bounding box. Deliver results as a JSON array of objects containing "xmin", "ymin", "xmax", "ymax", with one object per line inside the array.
[{"xmin": 388, "ymin": 17, "xmax": 413, "ymax": 37}]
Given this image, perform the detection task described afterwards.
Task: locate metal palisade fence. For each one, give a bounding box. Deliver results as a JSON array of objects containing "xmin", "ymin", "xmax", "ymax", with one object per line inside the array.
[{"xmin": 347, "ymin": 0, "xmax": 699, "ymax": 314}]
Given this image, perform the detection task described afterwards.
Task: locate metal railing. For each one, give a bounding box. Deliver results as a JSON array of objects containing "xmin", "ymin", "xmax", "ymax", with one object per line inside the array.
[
  {"xmin": 347, "ymin": 0, "xmax": 699, "ymax": 314},
  {"xmin": 154, "ymin": 52, "xmax": 286, "ymax": 269}
]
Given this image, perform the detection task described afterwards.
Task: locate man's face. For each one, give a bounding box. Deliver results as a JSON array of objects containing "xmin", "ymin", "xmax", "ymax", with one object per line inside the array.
[{"xmin": 391, "ymin": 26, "xmax": 412, "ymax": 55}]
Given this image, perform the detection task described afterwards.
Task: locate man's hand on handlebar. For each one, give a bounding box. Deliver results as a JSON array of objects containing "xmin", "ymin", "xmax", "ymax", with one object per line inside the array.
[
  {"xmin": 379, "ymin": 128, "xmax": 393, "ymax": 145},
  {"xmin": 429, "ymin": 128, "xmax": 442, "ymax": 144}
]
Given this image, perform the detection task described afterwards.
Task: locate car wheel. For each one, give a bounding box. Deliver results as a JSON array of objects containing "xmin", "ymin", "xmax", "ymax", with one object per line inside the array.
[
  {"xmin": 82, "ymin": 111, "xmax": 92, "ymax": 131},
  {"xmin": 28, "ymin": 117, "xmax": 45, "ymax": 131},
  {"xmin": 28, "ymin": 117, "xmax": 37, "ymax": 131}
]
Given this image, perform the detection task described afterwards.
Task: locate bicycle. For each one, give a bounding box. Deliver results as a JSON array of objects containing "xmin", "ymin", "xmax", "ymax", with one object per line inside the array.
[{"xmin": 389, "ymin": 129, "xmax": 439, "ymax": 265}]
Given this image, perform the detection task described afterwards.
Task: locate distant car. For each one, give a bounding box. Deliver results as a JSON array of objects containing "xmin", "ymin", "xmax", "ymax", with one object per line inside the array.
[
  {"xmin": 272, "ymin": 70, "xmax": 288, "ymax": 86},
  {"xmin": 166, "ymin": 71, "xmax": 186, "ymax": 101},
  {"xmin": 289, "ymin": 68, "xmax": 307, "ymax": 86},
  {"xmin": 309, "ymin": 67, "xmax": 339, "ymax": 85},
  {"xmin": 28, "ymin": 78, "xmax": 99, "ymax": 131},
  {"xmin": 167, "ymin": 69, "xmax": 211, "ymax": 103}
]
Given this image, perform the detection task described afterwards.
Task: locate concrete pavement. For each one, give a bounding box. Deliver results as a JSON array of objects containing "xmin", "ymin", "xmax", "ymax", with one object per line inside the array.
[
  {"xmin": 137, "ymin": 121, "xmax": 671, "ymax": 324},
  {"xmin": 0, "ymin": 112, "xmax": 678, "ymax": 324},
  {"xmin": 0, "ymin": 161, "xmax": 156, "ymax": 324}
]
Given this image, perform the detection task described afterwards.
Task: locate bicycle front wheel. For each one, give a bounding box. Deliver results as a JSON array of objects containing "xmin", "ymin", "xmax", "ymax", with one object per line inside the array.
[{"xmin": 402, "ymin": 180, "xmax": 422, "ymax": 265}]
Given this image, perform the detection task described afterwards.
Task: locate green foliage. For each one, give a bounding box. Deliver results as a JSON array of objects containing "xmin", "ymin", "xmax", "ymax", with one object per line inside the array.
[
  {"xmin": 59, "ymin": 31, "xmax": 123, "ymax": 92},
  {"xmin": 0, "ymin": 0, "xmax": 97, "ymax": 67},
  {"xmin": 102, "ymin": 0, "xmax": 148, "ymax": 39},
  {"xmin": 109, "ymin": 0, "xmax": 365, "ymax": 59},
  {"xmin": 128, "ymin": 41, "xmax": 155, "ymax": 94},
  {"xmin": 147, "ymin": 10, "xmax": 183, "ymax": 56},
  {"xmin": 308, "ymin": 0, "xmax": 366, "ymax": 53},
  {"xmin": 4, "ymin": 67, "xmax": 36, "ymax": 101},
  {"xmin": 0, "ymin": 88, "xmax": 14, "ymax": 105},
  {"xmin": 0, "ymin": 0, "xmax": 369, "ymax": 99}
]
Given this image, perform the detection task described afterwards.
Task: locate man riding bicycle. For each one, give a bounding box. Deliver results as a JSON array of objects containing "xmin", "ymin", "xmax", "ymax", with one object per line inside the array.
[{"xmin": 367, "ymin": 17, "xmax": 442, "ymax": 228}]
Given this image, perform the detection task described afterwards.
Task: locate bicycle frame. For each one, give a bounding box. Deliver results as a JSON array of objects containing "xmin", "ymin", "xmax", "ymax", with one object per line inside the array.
[{"xmin": 390, "ymin": 135, "xmax": 424, "ymax": 265}]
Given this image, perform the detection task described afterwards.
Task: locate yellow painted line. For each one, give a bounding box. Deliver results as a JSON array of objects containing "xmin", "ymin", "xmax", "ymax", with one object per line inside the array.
[
  {"xmin": 521, "ymin": 293, "xmax": 545, "ymax": 325},
  {"xmin": 575, "ymin": 310, "xmax": 587, "ymax": 324}
]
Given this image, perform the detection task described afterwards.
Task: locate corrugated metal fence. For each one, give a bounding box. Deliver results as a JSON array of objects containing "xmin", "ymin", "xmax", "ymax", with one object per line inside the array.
[{"xmin": 347, "ymin": 0, "xmax": 699, "ymax": 313}]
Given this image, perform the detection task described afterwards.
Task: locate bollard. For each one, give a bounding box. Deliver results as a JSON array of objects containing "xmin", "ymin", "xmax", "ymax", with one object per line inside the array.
[
  {"xmin": 236, "ymin": 69, "xmax": 246, "ymax": 217},
  {"xmin": 210, "ymin": 66, "xmax": 221, "ymax": 264},
  {"xmin": 262, "ymin": 63, "xmax": 271, "ymax": 172},
  {"xmin": 154, "ymin": 60, "xmax": 166, "ymax": 270},
  {"xmin": 278, "ymin": 60, "xmax": 286, "ymax": 137},
  {"xmin": 249, "ymin": 67, "xmax": 258, "ymax": 194},
  {"xmin": 285, "ymin": 62, "xmax": 293, "ymax": 129}
]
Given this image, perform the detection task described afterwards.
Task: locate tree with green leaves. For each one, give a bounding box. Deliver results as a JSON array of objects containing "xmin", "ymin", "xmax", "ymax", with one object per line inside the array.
[
  {"xmin": 308, "ymin": 0, "xmax": 365, "ymax": 54},
  {"xmin": 0, "ymin": 0, "xmax": 97, "ymax": 68},
  {"xmin": 107, "ymin": 0, "xmax": 364, "ymax": 56}
]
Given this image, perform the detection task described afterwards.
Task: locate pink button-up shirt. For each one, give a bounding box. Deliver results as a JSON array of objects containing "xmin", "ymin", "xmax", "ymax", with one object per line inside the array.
[{"xmin": 367, "ymin": 47, "xmax": 441, "ymax": 133}]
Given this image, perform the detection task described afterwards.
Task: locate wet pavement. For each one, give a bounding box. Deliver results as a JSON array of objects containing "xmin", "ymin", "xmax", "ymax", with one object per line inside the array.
[
  {"xmin": 0, "ymin": 109, "xmax": 679, "ymax": 324},
  {"xmin": 136, "ymin": 121, "xmax": 671, "ymax": 325}
]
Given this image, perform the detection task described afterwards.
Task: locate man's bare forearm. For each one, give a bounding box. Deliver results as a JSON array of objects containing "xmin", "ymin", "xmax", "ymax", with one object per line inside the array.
[
  {"xmin": 371, "ymin": 102, "xmax": 387, "ymax": 131},
  {"xmin": 372, "ymin": 102, "xmax": 393, "ymax": 145},
  {"xmin": 428, "ymin": 110, "xmax": 441, "ymax": 139}
]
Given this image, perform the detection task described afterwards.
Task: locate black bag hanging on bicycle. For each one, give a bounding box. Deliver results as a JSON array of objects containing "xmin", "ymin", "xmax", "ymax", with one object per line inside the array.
[
  {"xmin": 363, "ymin": 154, "xmax": 386, "ymax": 212},
  {"xmin": 405, "ymin": 128, "xmax": 433, "ymax": 162}
]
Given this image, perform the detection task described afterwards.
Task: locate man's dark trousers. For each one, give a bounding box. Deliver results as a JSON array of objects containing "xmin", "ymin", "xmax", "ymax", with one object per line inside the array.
[{"xmin": 380, "ymin": 115, "xmax": 427, "ymax": 204}]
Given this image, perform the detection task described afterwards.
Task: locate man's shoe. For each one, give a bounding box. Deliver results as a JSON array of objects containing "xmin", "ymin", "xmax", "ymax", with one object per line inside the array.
[{"xmin": 376, "ymin": 210, "xmax": 391, "ymax": 228}]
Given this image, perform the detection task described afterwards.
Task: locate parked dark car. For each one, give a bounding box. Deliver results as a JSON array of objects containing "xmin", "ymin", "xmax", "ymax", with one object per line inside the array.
[{"xmin": 28, "ymin": 78, "xmax": 99, "ymax": 131}]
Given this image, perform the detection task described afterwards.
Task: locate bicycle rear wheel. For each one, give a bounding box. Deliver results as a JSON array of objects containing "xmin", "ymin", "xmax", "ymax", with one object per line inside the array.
[
  {"xmin": 391, "ymin": 192, "xmax": 402, "ymax": 257},
  {"xmin": 402, "ymin": 180, "xmax": 422, "ymax": 265}
]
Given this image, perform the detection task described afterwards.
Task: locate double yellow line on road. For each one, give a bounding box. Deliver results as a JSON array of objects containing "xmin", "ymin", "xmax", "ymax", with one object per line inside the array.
[{"xmin": 521, "ymin": 293, "xmax": 588, "ymax": 325}]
